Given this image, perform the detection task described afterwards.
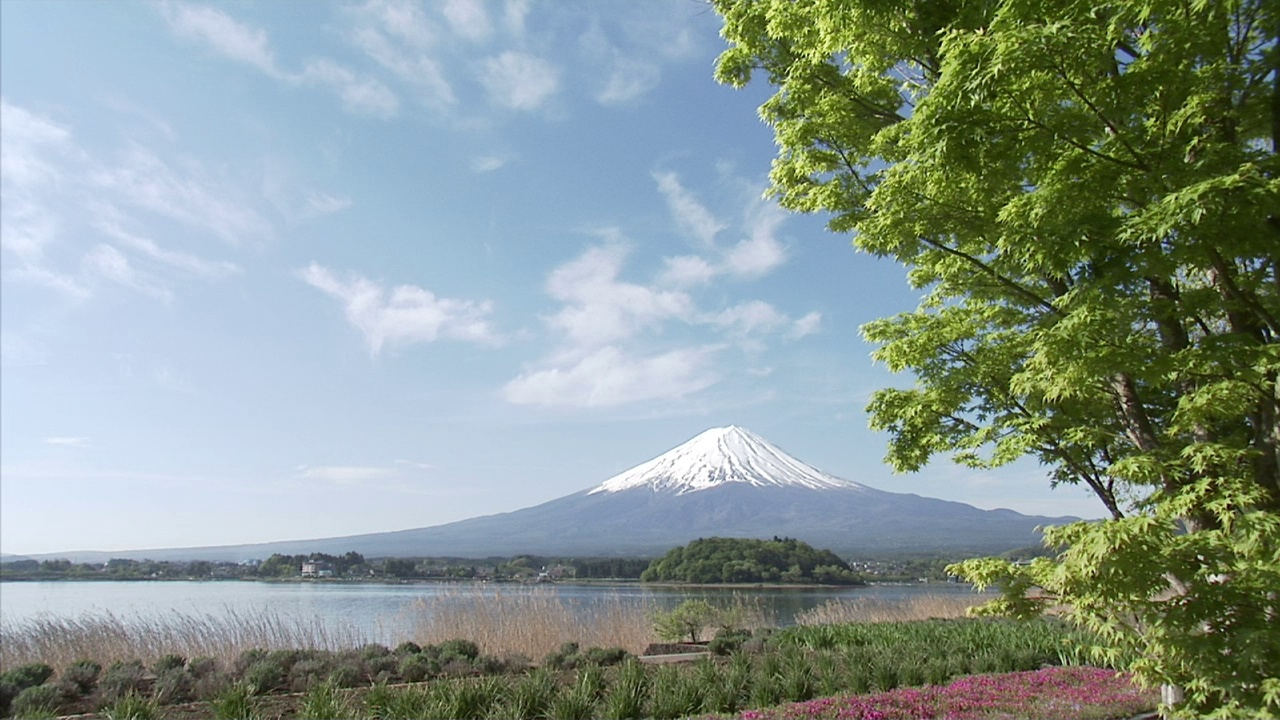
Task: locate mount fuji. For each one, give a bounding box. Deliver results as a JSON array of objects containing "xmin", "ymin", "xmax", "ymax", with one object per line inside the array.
[{"xmin": 33, "ymin": 426, "xmax": 1079, "ymax": 562}]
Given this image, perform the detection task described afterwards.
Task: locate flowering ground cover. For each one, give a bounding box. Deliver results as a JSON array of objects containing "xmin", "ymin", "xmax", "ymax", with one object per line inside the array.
[{"xmin": 729, "ymin": 666, "xmax": 1158, "ymax": 720}]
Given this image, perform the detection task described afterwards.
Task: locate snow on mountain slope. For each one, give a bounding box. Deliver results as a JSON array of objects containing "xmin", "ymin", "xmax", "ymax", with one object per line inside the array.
[{"xmin": 589, "ymin": 426, "xmax": 869, "ymax": 495}]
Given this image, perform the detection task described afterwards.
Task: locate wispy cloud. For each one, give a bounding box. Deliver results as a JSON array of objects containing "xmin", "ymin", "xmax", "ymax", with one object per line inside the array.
[
  {"xmin": 2, "ymin": 100, "xmax": 250, "ymax": 304},
  {"xmin": 443, "ymin": 0, "xmax": 491, "ymax": 42},
  {"xmin": 348, "ymin": 1, "xmax": 455, "ymax": 110},
  {"xmin": 503, "ymin": 345, "xmax": 719, "ymax": 407},
  {"xmin": 296, "ymin": 464, "xmax": 399, "ymax": 485},
  {"xmin": 91, "ymin": 144, "xmax": 272, "ymax": 246},
  {"xmin": 298, "ymin": 59, "xmax": 399, "ymax": 119},
  {"xmin": 654, "ymin": 171, "xmax": 724, "ymax": 247},
  {"xmin": 162, "ymin": 2, "xmax": 399, "ymax": 118},
  {"xmin": 43, "ymin": 436, "xmax": 90, "ymax": 448},
  {"xmin": 299, "ymin": 262, "xmax": 501, "ymax": 355},
  {"xmin": 82, "ymin": 244, "xmax": 172, "ymax": 301},
  {"xmin": 478, "ymin": 51, "xmax": 559, "ymax": 111},
  {"xmin": 97, "ymin": 217, "xmax": 241, "ymax": 279},
  {"xmin": 161, "ymin": 1, "xmax": 277, "ymax": 73},
  {"xmin": 471, "ymin": 154, "xmax": 510, "ymax": 173},
  {"xmin": 653, "ymin": 171, "xmax": 788, "ymax": 281}
]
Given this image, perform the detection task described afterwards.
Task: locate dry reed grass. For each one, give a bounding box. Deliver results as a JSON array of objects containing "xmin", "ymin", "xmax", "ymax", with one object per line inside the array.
[
  {"xmin": 0, "ymin": 608, "xmax": 370, "ymax": 673},
  {"xmin": 404, "ymin": 587, "xmax": 655, "ymax": 659},
  {"xmin": 793, "ymin": 593, "xmax": 984, "ymax": 626},
  {"xmin": 403, "ymin": 588, "xmax": 776, "ymax": 659}
]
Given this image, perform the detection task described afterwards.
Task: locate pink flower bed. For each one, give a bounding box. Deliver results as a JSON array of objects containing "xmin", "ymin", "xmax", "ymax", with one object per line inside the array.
[{"xmin": 733, "ymin": 666, "xmax": 1157, "ymax": 720}]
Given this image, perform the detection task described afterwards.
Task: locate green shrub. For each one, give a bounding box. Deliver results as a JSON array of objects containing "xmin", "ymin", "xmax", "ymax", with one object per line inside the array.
[
  {"xmin": 709, "ymin": 627, "xmax": 752, "ymax": 656},
  {"xmin": 361, "ymin": 643, "xmax": 391, "ymax": 659},
  {"xmin": 11, "ymin": 683, "xmax": 67, "ymax": 717},
  {"xmin": 393, "ymin": 641, "xmax": 422, "ymax": 655},
  {"xmin": 437, "ymin": 639, "xmax": 480, "ymax": 661},
  {"xmin": 241, "ymin": 658, "xmax": 287, "ymax": 695},
  {"xmin": 440, "ymin": 657, "xmax": 476, "ymax": 678},
  {"xmin": 397, "ymin": 653, "xmax": 437, "ymax": 683},
  {"xmin": 152, "ymin": 667, "xmax": 194, "ymax": 705},
  {"xmin": 544, "ymin": 641, "xmax": 582, "ymax": 670},
  {"xmin": 187, "ymin": 656, "xmax": 219, "ymax": 679},
  {"xmin": 288, "ymin": 658, "xmax": 333, "ymax": 692},
  {"xmin": 62, "ymin": 659, "xmax": 102, "ymax": 695},
  {"xmin": 0, "ymin": 663, "xmax": 55, "ymax": 692},
  {"xmin": 233, "ymin": 648, "xmax": 269, "ymax": 675},
  {"xmin": 582, "ymin": 646, "xmax": 631, "ymax": 666},
  {"xmin": 364, "ymin": 652, "xmax": 399, "ymax": 680},
  {"xmin": 326, "ymin": 660, "xmax": 365, "ymax": 689},
  {"xmin": 97, "ymin": 660, "xmax": 149, "ymax": 706},
  {"xmin": 151, "ymin": 654, "xmax": 186, "ymax": 674}
]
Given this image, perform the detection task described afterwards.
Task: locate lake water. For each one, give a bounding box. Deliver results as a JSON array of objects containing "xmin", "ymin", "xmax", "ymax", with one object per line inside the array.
[{"xmin": 0, "ymin": 580, "xmax": 990, "ymax": 646}]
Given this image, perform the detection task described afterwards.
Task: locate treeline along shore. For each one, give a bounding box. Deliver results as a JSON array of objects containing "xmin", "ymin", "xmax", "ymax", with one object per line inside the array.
[{"xmin": 1, "ymin": 537, "xmax": 1009, "ymax": 585}]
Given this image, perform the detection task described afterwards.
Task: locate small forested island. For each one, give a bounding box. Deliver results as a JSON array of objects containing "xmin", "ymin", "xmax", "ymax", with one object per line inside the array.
[{"xmin": 640, "ymin": 536, "xmax": 862, "ymax": 585}]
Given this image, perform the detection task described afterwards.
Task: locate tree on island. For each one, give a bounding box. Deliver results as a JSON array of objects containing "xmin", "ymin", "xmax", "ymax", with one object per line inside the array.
[
  {"xmin": 641, "ymin": 537, "xmax": 860, "ymax": 585},
  {"xmin": 713, "ymin": 0, "xmax": 1278, "ymax": 716}
]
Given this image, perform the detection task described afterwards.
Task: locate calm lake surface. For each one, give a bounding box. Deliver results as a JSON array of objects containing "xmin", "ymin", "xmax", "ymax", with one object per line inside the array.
[{"xmin": 0, "ymin": 581, "xmax": 990, "ymax": 646}]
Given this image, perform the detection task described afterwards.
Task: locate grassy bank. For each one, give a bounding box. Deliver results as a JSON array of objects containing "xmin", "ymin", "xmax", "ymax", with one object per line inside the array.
[{"xmin": 0, "ymin": 592, "xmax": 1150, "ymax": 719}]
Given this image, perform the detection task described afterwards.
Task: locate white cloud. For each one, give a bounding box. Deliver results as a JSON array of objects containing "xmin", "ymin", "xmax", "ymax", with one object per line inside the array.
[
  {"xmin": 472, "ymin": 154, "xmax": 510, "ymax": 173},
  {"xmin": 164, "ymin": 3, "xmax": 400, "ymax": 119},
  {"xmin": 658, "ymin": 255, "xmax": 717, "ymax": 287},
  {"xmin": 653, "ymin": 171, "xmax": 724, "ymax": 246},
  {"xmin": 790, "ymin": 311, "xmax": 822, "ymax": 339},
  {"xmin": 83, "ymin": 244, "xmax": 172, "ymax": 300},
  {"xmin": 97, "ymin": 219, "xmax": 241, "ymax": 280},
  {"xmin": 0, "ymin": 100, "xmax": 263, "ymax": 305},
  {"xmin": 161, "ymin": 1, "xmax": 278, "ymax": 74},
  {"xmin": 9, "ymin": 265, "xmax": 90, "ymax": 299},
  {"xmin": 298, "ymin": 59, "xmax": 400, "ymax": 119},
  {"xmin": 546, "ymin": 243, "xmax": 693, "ymax": 350},
  {"xmin": 0, "ymin": 99, "xmax": 74, "ymax": 191},
  {"xmin": 478, "ymin": 52, "xmax": 559, "ymax": 111},
  {"xmin": 708, "ymin": 301, "xmax": 788, "ymax": 335},
  {"xmin": 599, "ymin": 57, "xmax": 660, "ymax": 105},
  {"xmin": 299, "ymin": 192, "xmax": 353, "ymax": 220},
  {"xmin": 299, "ymin": 263, "xmax": 500, "ymax": 355},
  {"xmin": 726, "ymin": 201, "xmax": 787, "ymax": 277},
  {"xmin": 503, "ymin": 346, "xmax": 719, "ymax": 407},
  {"xmin": 91, "ymin": 145, "xmax": 272, "ymax": 246},
  {"xmin": 443, "ymin": 0, "xmax": 491, "ymax": 42},
  {"xmin": 349, "ymin": 0, "xmax": 456, "ymax": 111},
  {"xmin": 296, "ymin": 465, "xmax": 398, "ymax": 485},
  {"xmin": 43, "ymin": 436, "xmax": 89, "ymax": 447},
  {"xmin": 502, "ymin": 0, "xmax": 530, "ymax": 38}
]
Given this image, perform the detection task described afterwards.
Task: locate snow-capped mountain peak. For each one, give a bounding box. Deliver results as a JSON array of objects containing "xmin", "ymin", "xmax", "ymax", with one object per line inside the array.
[{"xmin": 588, "ymin": 426, "xmax": 869, "ymax": 495}]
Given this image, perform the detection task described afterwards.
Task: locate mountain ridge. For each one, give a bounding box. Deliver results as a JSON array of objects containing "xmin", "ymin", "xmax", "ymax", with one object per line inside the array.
[{"xmin": 12, "ymin": 426, "xmax": 1079, "ymax": 563}]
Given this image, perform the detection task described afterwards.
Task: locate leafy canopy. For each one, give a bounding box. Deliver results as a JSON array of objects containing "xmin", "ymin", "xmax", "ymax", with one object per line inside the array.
[
  {"xmin": 713, "ymin": 0, "xmax": 1278, "ymax": 716},
  {"xmin": 641, "ymin": 536, "xmax": 859, "ymax": 585}
]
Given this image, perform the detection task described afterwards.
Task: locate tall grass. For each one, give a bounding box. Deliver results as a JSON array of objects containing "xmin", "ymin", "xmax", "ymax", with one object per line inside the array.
[
  {"xmin": 793, "ymin": 593, "xmax": 983, "ymax": 626},
  {"xmin": 404, "ymin": 588, "xmax": 657, "ymax": 659},
  {"xmin": 0, "ymin": 609, "xmax": 369, "ymax": 673}
]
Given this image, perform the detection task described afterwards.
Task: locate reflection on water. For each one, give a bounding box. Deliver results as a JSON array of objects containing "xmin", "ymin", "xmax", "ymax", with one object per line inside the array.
[{"xmin": 0, "ymin": 580, "xmax": 992, "ymax": 646}]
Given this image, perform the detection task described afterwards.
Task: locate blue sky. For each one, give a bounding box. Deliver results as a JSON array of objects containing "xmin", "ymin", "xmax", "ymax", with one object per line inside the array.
[{"xmin": 1, "ymin": 0, "xmax": 1103, "ymax": 556}]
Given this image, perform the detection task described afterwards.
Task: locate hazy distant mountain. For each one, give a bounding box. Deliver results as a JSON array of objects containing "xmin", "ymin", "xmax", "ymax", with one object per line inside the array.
[{"xmin": 26, "ymin": 427, "xmax": 1077, "ymax": 563}]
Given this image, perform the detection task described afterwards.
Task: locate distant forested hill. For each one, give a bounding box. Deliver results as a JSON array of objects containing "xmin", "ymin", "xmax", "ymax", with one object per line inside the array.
[{"xmin": 640, "ymin": 536, "xmax": 861, "ymax": 584}]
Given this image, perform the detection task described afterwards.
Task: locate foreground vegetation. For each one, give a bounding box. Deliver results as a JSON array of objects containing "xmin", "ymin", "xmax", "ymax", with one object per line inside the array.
[
  {"xmin": 712, "ymin": 0, "xmax": 1279, "ymax": 715},
  {"xmin": 0, "ymin": 590, "xmax": 1156, "ymax": 719}
]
